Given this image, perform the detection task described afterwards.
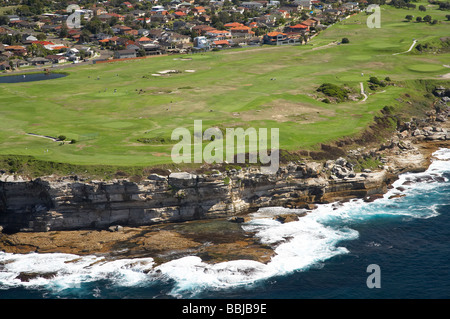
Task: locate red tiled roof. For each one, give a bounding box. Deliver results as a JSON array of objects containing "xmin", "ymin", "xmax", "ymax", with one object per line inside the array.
[
  {"xmin": 289, "ymin": 24, "xmax": 308, "ymax": 29},
  {"xmin": 267, "ymin": 32, "xmax": 285, "ymax": 37},
  {"xmin": 31, "ymin": 41, "xmax": 54, "ymax": 46},
  {"xmin": 230, "ymin": 26, "xmax": 252, "ymax": 31},
  {"xmin": 224, "ymin": 22, "xmax": 244, "ymax": 28},
  {"xmin": 137, "ymin": 36, "xmax": 151, "ymax": 42},
  {"xmin": 49, "ymin": 45, "xmax": 68, "ymax": 50},
  {"xmin": 214, "ymin": 40, "xmax": 229, "ymax": 45}
]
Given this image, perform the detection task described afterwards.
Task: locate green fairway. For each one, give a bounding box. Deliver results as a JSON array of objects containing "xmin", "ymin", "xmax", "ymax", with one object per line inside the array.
[{"xmin": 0, "ymin": 4, "xmax": 449, "ymax": 169}]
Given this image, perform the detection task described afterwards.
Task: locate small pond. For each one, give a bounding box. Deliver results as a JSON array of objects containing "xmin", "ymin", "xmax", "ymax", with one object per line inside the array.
[{"xmin": 0, "ymin": 72, "xmax": 67, "ymax": 83}]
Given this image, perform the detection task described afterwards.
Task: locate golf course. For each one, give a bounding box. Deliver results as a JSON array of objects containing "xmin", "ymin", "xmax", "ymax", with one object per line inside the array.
[{"xmin": 0, "ymin": 3, "xmax": 449, "ymax": 175}]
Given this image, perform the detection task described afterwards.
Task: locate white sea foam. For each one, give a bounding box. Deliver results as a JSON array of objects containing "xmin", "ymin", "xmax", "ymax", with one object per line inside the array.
[
  {"xmin": 0, "ymin": 252, "xmax": 154, "ymax": 291},
  {"xmin": 1, "ymin": 149, "xmax": 449, "ymax": 297}
]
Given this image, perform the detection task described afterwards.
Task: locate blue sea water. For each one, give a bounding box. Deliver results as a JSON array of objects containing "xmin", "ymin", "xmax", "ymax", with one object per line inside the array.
[{"xmin": 0, "ymin": 148, "xmax": 449, "ymax": 299}]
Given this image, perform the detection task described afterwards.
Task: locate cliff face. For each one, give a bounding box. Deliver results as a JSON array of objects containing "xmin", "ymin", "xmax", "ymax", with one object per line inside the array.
[
  {"xmin": 1, "ymin": 104, "xmax": 448, "ymax": 233},
  {"xmin": 0, "ymin": 160, "xmax": 392, "ymax": 232}
]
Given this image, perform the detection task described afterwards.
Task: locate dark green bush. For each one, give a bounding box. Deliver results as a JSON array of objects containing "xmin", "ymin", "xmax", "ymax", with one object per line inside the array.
[{"xmin": 317, "ymin": 83, "xmax": 349, "ymax": 101}]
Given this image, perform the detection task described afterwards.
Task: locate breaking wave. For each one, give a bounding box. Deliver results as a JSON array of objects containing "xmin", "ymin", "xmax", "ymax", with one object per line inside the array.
[{"xmin": 1, "ymin": 149, "xmax": 449, "ymax": 298}]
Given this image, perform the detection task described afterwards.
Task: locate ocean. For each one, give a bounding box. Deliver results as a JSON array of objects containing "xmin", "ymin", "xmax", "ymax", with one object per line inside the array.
[{"xmin": 0, "ymin": 148, "xmax": 449, "ymax": 300}]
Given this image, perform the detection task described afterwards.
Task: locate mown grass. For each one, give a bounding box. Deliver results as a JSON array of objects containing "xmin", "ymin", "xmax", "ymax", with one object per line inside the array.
[{"xmin": 0, "ymin": 3, "xmax": 449, "ymax": 176}]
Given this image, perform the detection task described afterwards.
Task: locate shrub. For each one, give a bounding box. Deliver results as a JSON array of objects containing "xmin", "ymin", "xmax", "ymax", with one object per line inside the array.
[
  {"xmin": 384, "ymin": 77, "xmax": 391, "ymax": 82},
  {"xmin": 416, "ymin": 16, "xmax": 422, "ymax": 22},
  {"xmin": 405, "ymin": 15, "xmax": 413, "ymax": 21},
  {"xmin": 369, "ymin": 76, "xmax": 381, "ymax": 85},
  {"xmin": 70, "ymin": 139, "xmax": 76, "ymax": 144},
  {"xmin": 419, "ymin": 5, "xmax": 426, "ymax": 11},
  {"xmin": 341, "ymin": 37, "xmax": 350, "ymax": 44},
  {"xmin": 316, "ymin": 83, "xmax": 349, "ymax": 101},
  {"xmin": 58, "ymin": 135, "xmax": 66, "ymax": 141},
  {"xmin": 322, "ymin": 98, "xmax": 331, "ymax": 103}
]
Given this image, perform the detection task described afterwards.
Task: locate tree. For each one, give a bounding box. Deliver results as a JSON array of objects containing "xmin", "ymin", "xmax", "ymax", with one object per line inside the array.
[
  {"xmin": 58, "ymin": 135, "xmax": 67, "ymax": 141},
  {"xmin": 59, "ymin": 25, "xmax": 69, "ymax": 38},
  {"xmin": 405, "ymin": 15, "xmax": 413, "ymax": 21},
  {"xmin": 36, "ymin": 33, "xmax": 46, "ymax": 41},
  {"xmin": 0, "ymin": 15, "xmax": 8, "ymax": 25},
  {"xmin": 446, "ymin": 15, "xmax": 450, "ymax": 21},
  {"xmin": 423, "ymin": 15, "xmax": 432, "ymax": 23},
  {"xmin": 341, "ymin": 37, "xmax": 350, "ymax": 44},
  {"xmin": 416, "ymin": 16, "xmax": 422, "ymax": 22},
  {"xmin": 431, "ymin": 19, "xmax": 438, "ymax": 25},
  {"xmin": 419, "ymin": 5, "xmax": 426, "ymax": 12}
]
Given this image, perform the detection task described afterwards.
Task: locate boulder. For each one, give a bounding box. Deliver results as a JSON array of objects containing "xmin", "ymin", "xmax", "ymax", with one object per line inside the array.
[
  {"xmin": 228, "ymin": 216, "xmax": 250, "ymax": 223},
  {"xmin": 274, "ymin": 214, "xmax": 300, "ymax": 223},
  {"xmin": 148, "ymin": 174, "xmax": 167, "ymax": 181},
  {"xmin": 108, "ymin": 225, "xmax": 124, "ymax": 232},
  {"xmin": 168, "ymin": 172, "xmax": 197, "ymax": 187}
]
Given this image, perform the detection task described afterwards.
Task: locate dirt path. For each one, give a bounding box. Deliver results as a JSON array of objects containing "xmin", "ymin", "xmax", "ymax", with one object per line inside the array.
[
  {"xmin": 392, "ymin": 39, "xmax": 417, "ymax": 56},
  {"xmin": 26, "ymin": 133, "xmax": 59, "ymax": 142},
  {"xmin": 360, "ymin": 82, "xmax": 368, "ymax": 102}
]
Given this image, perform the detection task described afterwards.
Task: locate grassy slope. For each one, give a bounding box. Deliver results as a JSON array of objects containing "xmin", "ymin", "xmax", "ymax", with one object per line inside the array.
[{"xmin": 0, "ymin": 4, "xmax": 449, "ymax": 172}]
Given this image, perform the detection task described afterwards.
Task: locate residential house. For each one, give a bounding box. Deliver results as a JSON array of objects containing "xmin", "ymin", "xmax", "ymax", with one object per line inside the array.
[
  {"xmin": 212, "ymin": 40, "xmax": 230, "ymax": 48},
  {"xmin": 224, "ymin": 22, "xmax": 245, "ymax": 29},
  {"xmin": 0, "ymin": 51, "xmax": 14, "ymax": 59},
  {"xmin": 294, "ymin": 0, "xmax": 311, "ymax": 10},
  {"xmin": 285, "ymin": 24, "xmax": 308, "ymax": 34},
  {"xmin": 300, "ymin": 18, "xmax": 319, "ymax": 28},
  {"xmin": 230, "ymin": 26, "xmax": 255, "ymax": 38},
  {"xmin": 122, "ymin": 2, "xmax": 134, "ymax": 9},
  {"xmin": 126, "ymin": 43, "xmax": 141, "ymax": 51},
  {"xmin": 93, "ymin": 7, "xmax": 108, "ymax": 16},
  {"xmin": 192, "ymin": 6, "xmax": 206, "ymax": 16},
  {"xmin": 174, "ymin": 11, "xmax": 187, "ymax": 18},
  {"xmin": 46, "ymin": 55, "xmax": 68, "ymax": 63},
  {"xmin": 192, "ymin": 25, "xmax": 216, "ymax": 35},
  {"xmin": 132, "ymin": 10, "xmax": 147, "ymax": 17},
  {"xmin": 0, "ymin": 61, "xmax": 11, "ymax": 71},
  {"xmin": 199, "ymin": 14, "xmax": 211, "ymax": 23},
  {"xmin": 5, "ymin": 45, "xmax": 27, "ymax": 57},
  {"xmin": 22, "ymin": 34, "xmax": 38, "ymax": 43},
  {"xmin": 137, "ymin": 36, "xmax": 153, "ymax": 45},
  {"xmin": 342, "ymin": 2, "xmax": 359, "ymax": 11},
  {"xmin": 117, "ymin": 25, "xmax": 133, "ymax": 34},
  {"xmin": 27, "ymin": 57, "xmax": 52, "ymax": 66},
  {"xmin": 241, "ymin": 2, "xmax": 264, "ymax": 10},
  {"xmin": 138, "ymin": 29, "xmax": 150, "ymax": 37},
  {"xmin": 140, "ymin": 43, "xmax": 163, "ymax": 55},
  {"xmin": 14, "ymin": 60, "xmax": 30, "ymax": 68},
  {"xmin": 263, "ymin": 31, "xmax": 287, "ymax": 44},
  {"xmin": 205, "ymin": 29, "xmax": 231, "ymax": 40},
  {"xmin": 113, "ymin": 49, "xmax": 137, "ymax": 59},
  {"xmin": 151, "ymin": 5, "xmax": 166, "ymax": 12},
  {"xmin": 7, "ymin": 15, "xmax": 20, "ymax": 22},
  {"xmin": 193, "ymin": 36, "xmax": 209, "ymax": 49}
]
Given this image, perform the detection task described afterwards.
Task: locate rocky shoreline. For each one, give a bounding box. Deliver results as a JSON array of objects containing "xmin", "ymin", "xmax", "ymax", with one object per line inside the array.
[{"xmin": 0, "ymin": 99, "xmax": 449, "ymax": 265}]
